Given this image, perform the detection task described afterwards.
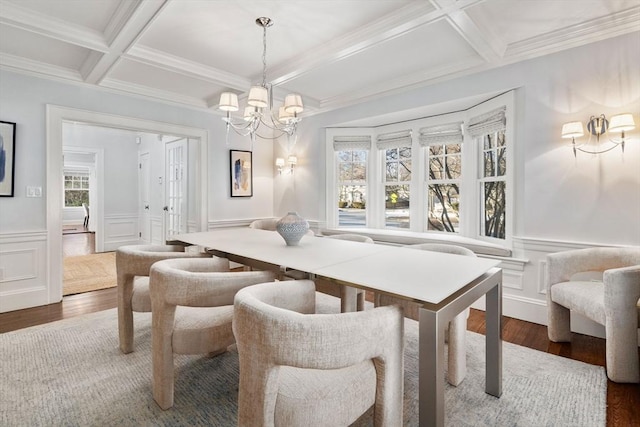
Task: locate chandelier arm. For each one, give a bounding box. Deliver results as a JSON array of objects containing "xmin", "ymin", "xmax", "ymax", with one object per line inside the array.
[{"xmin": 574, "ymin": 142, "xmax": 623, "ymax": 155}]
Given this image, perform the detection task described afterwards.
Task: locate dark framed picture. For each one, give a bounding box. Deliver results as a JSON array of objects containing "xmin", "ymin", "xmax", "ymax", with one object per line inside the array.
[
  {"xmin": 230, "ymin": 150, "xmax": 252, "ymax": 197},
  {"xmin": 0, "ymin": 121, "xmax": 16, "ymax": 197}
]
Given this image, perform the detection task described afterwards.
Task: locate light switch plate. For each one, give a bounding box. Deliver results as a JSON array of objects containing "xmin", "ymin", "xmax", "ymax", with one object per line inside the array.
[{"xmin": 26, "ymin": 186, "xmax": 43, "ymax": 197}]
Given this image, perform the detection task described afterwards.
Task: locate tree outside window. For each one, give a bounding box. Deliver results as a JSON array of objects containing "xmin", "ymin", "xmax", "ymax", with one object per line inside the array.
[
  {"xmin": 384, "ymin": 145, "xmax": 411, "ymax": 228},
  {"xmin": 479, "ymin": 130, "xmax": 506, "ymax": 239},
  {"xmin": 337, "ymin": 149, "xmax": 367, "ymax": 227},
  {"xmin": 64, "ymin": 174, "xmax": 89, "ymax": 207},
  {"xmin": 426, "ymin": 143, "xmax": 461, "ymax": 232}
]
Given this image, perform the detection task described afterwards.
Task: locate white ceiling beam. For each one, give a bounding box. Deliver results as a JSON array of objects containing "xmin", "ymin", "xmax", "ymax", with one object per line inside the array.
[
  {"xmin": 83, "ymin": 0, "xmax": 168, "ymax": 84},
  {"xmin": 265, "ymin": 2, "xmax": 445, "ymax": 87},
  {"xmin": 100, "ymin": 77, "xmax": 208, "ymax": 109},
  {"xmin": 445, "ymin": 9, "xmax": 507, "ymax": 62},
  {"xmin": 125, "ymin": 45, "xmax": 250, "ymax": 91},
  {"xmin": 0, "ymin": 0, "xmax": 108, "ymax": 52}
]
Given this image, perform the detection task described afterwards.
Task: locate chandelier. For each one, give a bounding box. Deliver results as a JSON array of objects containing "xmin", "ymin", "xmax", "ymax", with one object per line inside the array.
[{"xmin": 218, "ymin": 17, "xmax": 303, "ymax": 147}]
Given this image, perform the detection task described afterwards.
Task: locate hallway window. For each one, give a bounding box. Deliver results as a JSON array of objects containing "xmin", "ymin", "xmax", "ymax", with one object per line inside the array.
[
  {"xmin": 333, "ymin": 135, "xmax": 371, "ymax": 227},
  {"xmin": 64, "ymin": 173, "xmax": 89, "ymax": 207}
]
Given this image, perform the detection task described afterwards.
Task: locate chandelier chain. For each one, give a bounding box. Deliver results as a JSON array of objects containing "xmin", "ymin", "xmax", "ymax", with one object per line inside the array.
[{"xmin": 262, "ymin": 25, "xmax": 267, "ymax": 88}]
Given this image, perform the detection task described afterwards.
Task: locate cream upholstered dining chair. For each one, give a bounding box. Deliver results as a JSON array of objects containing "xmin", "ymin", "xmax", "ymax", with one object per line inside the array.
[
  {"xmin": 316, "ymin": 233, "xmax": 374, "ymax": 312},
  {"xmin": 116, "ymin": 244, "xmax": 210, "ymax": 354},
  {"xmin": 376, "ymin": 243, "xmax": 475, "ymax": 387},
  {"xmin": 547, "ymin": 247, "xmax": 640, "ymax": 383},
  {"xmin": 150, "ymin": 257, "xmax": 276, "ymax": 409},
  {"xmin": 233, "ymin": 279, "xmax": 404, "ymax": 427}
]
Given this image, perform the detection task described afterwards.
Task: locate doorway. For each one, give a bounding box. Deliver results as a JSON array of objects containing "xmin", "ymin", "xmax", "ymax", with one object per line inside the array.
[{"xmin": 46, "ymin": 105, "xmax": 209, "ymax": 304}]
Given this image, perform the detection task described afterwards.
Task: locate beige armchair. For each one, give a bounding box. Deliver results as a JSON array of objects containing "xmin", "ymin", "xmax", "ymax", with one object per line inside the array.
[
  {"xmin": 116, "ymin": 244, "xmax": 210, "ymax": 354},
  {"xmin": 233, "ymin": 279, "xmax": 404, "ymax": 427},
  {"xmin": 547, "ymin": 247, "xmax": 640, "ymax": 383},
  {"xmin": 376, "ymin": 243, "xmax": 475, "ymax": 386},
  {"xmin": 150, "ymin": 257, "xmax": 276, "ymax": 409},
  {"xmin": 316, "ymin": 233, "xmax": 374, "ymax": 312}
]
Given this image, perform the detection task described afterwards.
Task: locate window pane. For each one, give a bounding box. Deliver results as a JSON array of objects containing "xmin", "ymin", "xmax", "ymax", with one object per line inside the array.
[
  {"xmin": 399, "ymin": 160, "xmax": 411, "ymax": 181},
  {"xmin": 338, "ymin": 185, "xmax": 366, "ymax": 227},
  {"xmin": 445, "ymin": 144, "xmax": 460, "ymax": 154},
  {"xmin": 429, "ymin": 157, "xmax": 443, "ymax": 180},
  {"xmin": 497, "ymin": 130, "xmax": 506, "ymax": 147},
  {"xmin": 399, "ymin": 146, "xmax": 412, "ymax": 159},
  {"xmin": 483, "ymin": 134, "xmax": 494, "ymax": 150},
  {"xmin": 427, "ymin": 184, "xmax": 460, "ymax": 233},
  {"xmin": 483, "ymin": 151, "xmax": 495, "ymax": 177},
  {"xmin": 385, "ymin": 185, "xmax": 410, "ymax": 228},
  {"xmin": 483, "ymin": 181, "xmax": 506, "ymax": 239},
  {"xmin": 429, "ymin": 145, "xmax": 442, "ymax": 156},
  {"xmin": 352, "ymin": 150, "xmax": 366, "ymax": 162},
  {"xmin": 338, "ymin": 163, "xmax": 351, "ymax": 181},
  {"xmin": 352, "ymin": 162, "xmax": 366, "ymax": 181},
  {"xmin": 445, "ymin": 155, "xmax": 461, "ymax": 179},
  {"xmin": 338, "ymin": 151, "xmax": 351, "ymax": 162},
  {"xmin": 497, "ymin": 148, "xmax": 506, "ymax": 176},
  {"xmin": 386, "ymin": 148, "xmax": 398, "ymax": 161},
  {"xmin": 386, "ymin": 162, "xmax": 398, "ymax": 181},
  {"xmin": 65, "ymin": 190, "xmax": 89, "ymax": 207}
]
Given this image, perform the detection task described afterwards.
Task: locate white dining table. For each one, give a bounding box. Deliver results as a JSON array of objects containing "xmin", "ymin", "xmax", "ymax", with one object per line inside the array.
[{"xmin": 169, "ymin": 228, "xmax": 503, "ymax": 427}]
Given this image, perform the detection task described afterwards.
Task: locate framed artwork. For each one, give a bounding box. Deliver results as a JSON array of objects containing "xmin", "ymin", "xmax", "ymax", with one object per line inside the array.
[
  {"xmin": 230, "ymin": 150, "xmax": 253, "ymax": 197},
  {"xmin": 0, "ymin": 121, "xmax": 16, "ymax": 197}
]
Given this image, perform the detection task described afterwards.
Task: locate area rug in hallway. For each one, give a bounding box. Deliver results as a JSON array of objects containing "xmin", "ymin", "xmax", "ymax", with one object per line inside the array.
[
  {"xmin": 63, "ymin": 252, "xmax": 116, "ymax": 295},
  {"xmin": 0, "ymin": 308, "xmax": 606, "ymax": 426}
]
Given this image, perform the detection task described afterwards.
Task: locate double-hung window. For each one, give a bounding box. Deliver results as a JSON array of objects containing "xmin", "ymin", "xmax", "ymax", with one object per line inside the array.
[
  {"xmin": 467, "ymin": 107, "xmax": 508, "ymax": 240},
  {"xmin": 64, "ymin": 172, "xmax": 90, "ymax": 207},
  {"xmin": 377, "ymin": 130, "xmax": 412, "ymax": 229},
  {"xmin": 420, "ymin": 122, "xmax": 463, "ymax": 233},
  {"xmin": 333, "ymin": 135, "xmax": 371, "ymax": 227}
]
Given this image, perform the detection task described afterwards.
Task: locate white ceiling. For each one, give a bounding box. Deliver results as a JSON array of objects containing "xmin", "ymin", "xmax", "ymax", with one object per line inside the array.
[{"xmin": 1, "ymin": 0, "xmax": 638, "ymax": 117}]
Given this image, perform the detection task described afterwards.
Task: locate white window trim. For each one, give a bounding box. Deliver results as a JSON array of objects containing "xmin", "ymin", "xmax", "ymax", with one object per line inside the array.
[{"xmin": 325, "ymin": 90, "xmax": 516, "ymax": 249}]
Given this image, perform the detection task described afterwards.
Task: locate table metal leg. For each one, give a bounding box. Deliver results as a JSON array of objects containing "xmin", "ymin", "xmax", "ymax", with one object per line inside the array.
[
  {"xmin": 485, "ymin": 279, "xmax": 502, "ymax": 397},
  {"xmin": 419, "ymin": 308, "xmax": 446, "ymax": 427}
]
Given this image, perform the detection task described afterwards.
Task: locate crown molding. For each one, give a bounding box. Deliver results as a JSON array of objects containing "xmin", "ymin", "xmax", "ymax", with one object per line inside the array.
[
  {"xmin": 504, "ymin": 7, "xmax": 640, "ymax": 60},
  {"xmin": 0, "ymin": 1, "xmax": 107, "ymax": 52},
  {"xmin": 0, "ymin": 52, "xmax": 82, "ymax": 82},
  {"xmin": 99, "ymin": 77, "xmax": 208, "ymax": 108}
]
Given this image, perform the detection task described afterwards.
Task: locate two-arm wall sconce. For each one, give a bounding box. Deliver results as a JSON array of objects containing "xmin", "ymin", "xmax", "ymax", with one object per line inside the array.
[
  {"xmin": 276, "ymin": 155, "xmax": 297, "ymax": 174},
  {"xmin": 561, "ymin": 113, "xmax": 635, "ymax": 157}
]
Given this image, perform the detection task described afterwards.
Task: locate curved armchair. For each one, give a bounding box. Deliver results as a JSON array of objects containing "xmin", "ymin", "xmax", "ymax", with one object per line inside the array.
[
  {"xmin": 547, "ymin": 247, "xmax": 640, "ymax": 383},
  {"xmin": 317, "ymin": 233, "xmax": 374, "ymax": 312},
  {"xmin": 150, "ymin": 257, "xmax": 275, "ymax": 409},
  {"xmin": 233, "ymin": 280, "xmax": 404, "ymax": 427},
  {"xmin": 377, "ymin": 243, "xmax": 475, "ymax": 386},
  {"xmin": 116, "ymin": 244, "xmax": 210, "ymax": 354}
]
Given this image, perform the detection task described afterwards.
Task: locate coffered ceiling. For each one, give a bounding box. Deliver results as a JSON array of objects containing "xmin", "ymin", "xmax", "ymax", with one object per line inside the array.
[{"xmin": 1, "ymin": 0, "xmax": 638, "ymax": 116}]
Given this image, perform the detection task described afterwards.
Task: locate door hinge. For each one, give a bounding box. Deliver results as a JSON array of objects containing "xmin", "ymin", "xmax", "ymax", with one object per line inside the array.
[
  {"xmin": 139, "ymin": 163, "xmax": 142, "ymax": 169},
  {"xmin": 139, "ymin": 232, "xmax": 141, "ymax": 237}
]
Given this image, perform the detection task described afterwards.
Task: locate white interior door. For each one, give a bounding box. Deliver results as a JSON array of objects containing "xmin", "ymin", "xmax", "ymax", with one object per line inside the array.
[
  {"xmin": 164, "ymin": 138, "xmax": 187, "ymax": 240},
  {"xmin": 138, "ymin": 151, "xmax": 151, "ymax": 244}
]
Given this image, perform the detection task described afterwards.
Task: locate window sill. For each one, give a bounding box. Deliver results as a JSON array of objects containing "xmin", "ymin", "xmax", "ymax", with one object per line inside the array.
[{"xmin": 321, "ymin": 227, "xmax": 512, "ymax": 257}]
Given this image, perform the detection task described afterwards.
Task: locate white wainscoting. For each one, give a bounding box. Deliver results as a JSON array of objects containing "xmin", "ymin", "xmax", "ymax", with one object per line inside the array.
[
  {"xmin": 103, "ymin": 214, "xmax": 140, "ymax": 252},
  {"xmin": 0, "ymin": 231, "xmax": 49, "ymax": 313},
  {"xmin": 151, "ymin": 216, "xmax": 163, "ymax": 245}
]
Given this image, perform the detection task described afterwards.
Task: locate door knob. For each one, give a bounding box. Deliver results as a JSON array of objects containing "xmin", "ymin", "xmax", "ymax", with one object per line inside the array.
[
  {"xmin": 144, "ymin": 205, "xmax": 149, "ymax": 210},
  {"xmin": 163, "ymin": 206, "xmax": 168, "ymax": 211}
]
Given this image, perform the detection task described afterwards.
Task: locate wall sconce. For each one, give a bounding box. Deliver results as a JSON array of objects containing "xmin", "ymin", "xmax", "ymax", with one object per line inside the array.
[
  {"xmin": 275, "ymin": 155, "xmax": 298, "ymax": 175},
  {"xmin": 287, "ymin": 155, "xmax": 297, "ymax": 174},
  {"xmin": 561, "ymin": 113, "xmax": 635, "ymax": 157}
]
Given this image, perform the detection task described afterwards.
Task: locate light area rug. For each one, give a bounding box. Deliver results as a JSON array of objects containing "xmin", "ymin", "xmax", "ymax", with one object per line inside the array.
[
  {"xmin": 0, "ymin": 307, "xmax": 606, "ymax": 426},
  {"xmin": 63, "ymin": 252, "xmax": 116, "ymax": 296}
]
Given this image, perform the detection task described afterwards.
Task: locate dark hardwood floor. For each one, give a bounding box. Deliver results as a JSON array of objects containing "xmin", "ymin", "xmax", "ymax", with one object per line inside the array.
[{"xmin": 1, "ymin": 232, "xmax": 637, "ymax": 425}]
